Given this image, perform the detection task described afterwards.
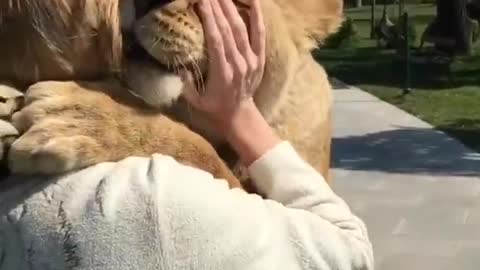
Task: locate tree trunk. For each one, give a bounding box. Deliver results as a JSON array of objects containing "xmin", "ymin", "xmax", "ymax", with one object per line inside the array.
[
  {"xmin": 356, "ymin": 0, "xmax": 362, "ymax": 8},
  {"xmin": 467, "ymin": 0, "xmax": 480, "ymax": 23},
  {"xmin": 436, "ymin": 0, "xmax": 472, "ymax": 54}
]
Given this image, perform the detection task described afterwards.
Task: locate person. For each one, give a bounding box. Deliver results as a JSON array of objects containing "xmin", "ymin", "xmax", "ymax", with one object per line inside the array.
[{"xmin": 0, "ymin": 0, "xmax": 374, "ymax": 269}]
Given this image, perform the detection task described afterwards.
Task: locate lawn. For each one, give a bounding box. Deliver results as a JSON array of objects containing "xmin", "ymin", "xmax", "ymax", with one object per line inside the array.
[{"xmin": 315, "ymin": 4, "xmax": 480, "ymax": 152}]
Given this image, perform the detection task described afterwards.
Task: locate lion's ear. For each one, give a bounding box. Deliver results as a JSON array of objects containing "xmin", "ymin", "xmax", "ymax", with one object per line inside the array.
[
  {"xmin": 276, "ymin": 0, "xmax": 344, "ymax": 49},
  {"xmin": 304, "ymin": 0, "xmax": 344, "ymax": 43}
]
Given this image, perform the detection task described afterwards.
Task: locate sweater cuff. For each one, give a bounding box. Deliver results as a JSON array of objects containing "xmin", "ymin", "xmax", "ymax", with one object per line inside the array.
[{"xmin": 247, "ymin": 141, "xmax": 304, "ymax": 195}]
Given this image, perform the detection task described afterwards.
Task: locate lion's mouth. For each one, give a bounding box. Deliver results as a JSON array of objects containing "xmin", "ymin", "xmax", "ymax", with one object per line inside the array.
[
  {"xmin": 126, "ymin": 0, "xmax": 250, "ymax": 84},
  {"xmin": 126, "ymin": 32, "xmax": 202, "ymax": 75}
]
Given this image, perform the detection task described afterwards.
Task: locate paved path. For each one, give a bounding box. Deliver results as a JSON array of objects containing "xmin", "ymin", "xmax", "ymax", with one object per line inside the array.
[{"xmin": 330, "ymin": 79, "xmax": 480, "ymax": 270}]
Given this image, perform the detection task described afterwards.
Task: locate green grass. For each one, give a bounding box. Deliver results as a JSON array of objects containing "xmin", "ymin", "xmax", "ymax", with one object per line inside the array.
[{"xmin": 315, "ymin": 4, "xmax": 480, "ymax": 152}]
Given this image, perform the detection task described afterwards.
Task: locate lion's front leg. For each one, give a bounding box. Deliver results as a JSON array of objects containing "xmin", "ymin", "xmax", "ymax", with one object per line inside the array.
[{"xmin": 8, "ymin": 80, "xmax": 242, "ymax": 189}]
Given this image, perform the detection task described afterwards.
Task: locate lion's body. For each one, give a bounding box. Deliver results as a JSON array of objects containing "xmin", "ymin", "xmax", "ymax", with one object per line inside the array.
[
  {"xmin": 0, "ymin": 0, "xmax": 342, "ymax": 187},
  {"xmin": 8, "ymin": 80, "xmax": 242, "ymax": 188},
  {"xmin": 135, "ymin": 0, "xmax": 341, "ymax": 183},
  {"xmin": 0, "ymin": 0, "xmax": 241, "ymax": 188}
]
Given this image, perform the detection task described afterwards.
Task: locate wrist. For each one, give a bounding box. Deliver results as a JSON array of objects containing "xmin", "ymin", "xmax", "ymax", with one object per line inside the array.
[
  {"xmin": 219, "ymin": 100, "xmax": 281, "ymax": 166},
  {"xmin": 219, "ymin": 99, "xmax": 258, "ymax": 137}
]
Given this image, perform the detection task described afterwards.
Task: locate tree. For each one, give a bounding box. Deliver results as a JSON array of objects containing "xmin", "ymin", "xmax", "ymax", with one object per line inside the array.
[
  {"xmin": 467, "ymin": 0, "xmax": 480, "ymax": 23},
  {"xmin": 423, "ymin": 0, "xmax": 475, "ymax": 55},
  {"xmin": 438, "ymin": 0, "xmax": 472, "ymax": 54},
  {"xmin": 356, "ymin": 0, "xmax": 362, "ymax": 8}
]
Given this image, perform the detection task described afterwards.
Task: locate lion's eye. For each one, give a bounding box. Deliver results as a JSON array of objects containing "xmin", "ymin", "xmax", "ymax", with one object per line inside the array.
[
  {"xmin": 149, "ymin": 0, "xmax": 174, "ymax": 8},
  {"xmin": 135, "ymin": 0, "xmax": 174, "ymax": 18}
]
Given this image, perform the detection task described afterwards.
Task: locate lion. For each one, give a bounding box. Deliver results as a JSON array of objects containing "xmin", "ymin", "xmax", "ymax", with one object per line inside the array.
[
  {"xmin": 0, "ymin": 0, "xmax": 342, "ymax": 188},
  {"xmin": 0, "ymin": 0, "xmax": 242, "ymax": 188},
  {"xmin": 126, "ymin": 0, "xmax": 343, "ymax": 185}
]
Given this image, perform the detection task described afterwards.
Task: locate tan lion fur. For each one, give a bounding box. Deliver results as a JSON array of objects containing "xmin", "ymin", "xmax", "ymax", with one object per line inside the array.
[
  {"xmin": 0, "ymin": 0, "xmax": 241, "ymax": 189},
  {"xmin": 0, "ymin": 0, "xmax": 343, "ymax": 188},
  {"xmin": 0, "ymin": 0, "xmax": 122, "ymax": 85}
]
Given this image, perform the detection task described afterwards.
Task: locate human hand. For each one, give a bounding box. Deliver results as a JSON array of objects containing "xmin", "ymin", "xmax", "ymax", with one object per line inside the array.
[{"xmin": 181, "ymin": 0, "xmax": 266, "ymax": 134}]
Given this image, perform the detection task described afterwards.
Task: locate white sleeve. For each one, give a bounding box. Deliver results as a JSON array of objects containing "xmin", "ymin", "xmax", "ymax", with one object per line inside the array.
[
  {"xmin": 0, "ymin": 142, "xmax": 373, "ymax": 270},
  {"xmin": 248, "ymin": 141, "xmax": 374, "ymax": 269},
  {"xmin": 137, "ymin": 141, "xmax": 374, "ymax": 270}
]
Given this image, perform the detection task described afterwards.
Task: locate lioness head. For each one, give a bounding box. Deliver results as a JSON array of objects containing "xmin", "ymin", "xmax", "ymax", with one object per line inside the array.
[
  {"xmin": 120, "ymin": 0, "xmax": 343, "ymax": 110},
  {"xmin": 0, "ymin": 0, "xmax": 342, "ymax": 108},
  {"xmin": 129, "ymin": 0, "xmax": 343, "ymax": 76}
]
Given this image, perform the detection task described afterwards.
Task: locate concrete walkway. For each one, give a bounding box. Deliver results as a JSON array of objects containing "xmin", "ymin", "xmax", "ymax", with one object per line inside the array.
[{"xmin": 330, "ymin": 79, "xmax": 480, "ymax": 270}]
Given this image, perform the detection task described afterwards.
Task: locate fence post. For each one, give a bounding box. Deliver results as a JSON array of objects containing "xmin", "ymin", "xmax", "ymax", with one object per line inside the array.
[
  {"xmin": 370, "ymin": 0, "xmax": 377, "ymax": 39},
  {"xmin": 403, "ymin": 11, "xmax": 412, "ymax": 95},
  {"xmin": 398, "ymin": 0, "xmax": 405, "ymax": 17}
]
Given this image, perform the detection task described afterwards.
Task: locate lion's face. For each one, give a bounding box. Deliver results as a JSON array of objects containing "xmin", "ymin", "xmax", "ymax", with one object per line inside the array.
[
  {"xmin": 133, "ymin": 0, "xmax": 206, "ymax": 72},
  {"xmin": 119, "ymin": 0, "xmax": 342, "ymax": 145},
  {"xmin": 128, "ymin": 0, "xmax": 343, "ymax": 76}
]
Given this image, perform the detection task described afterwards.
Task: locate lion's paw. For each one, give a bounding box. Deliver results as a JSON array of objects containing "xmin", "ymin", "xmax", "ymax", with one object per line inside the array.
[
  {"xmin": 8, "ymin": 81, "xmax": 110, "ymax": 175},
  {"xmin": 9, "ymin": 120, "xmax": 100, "ymax": 175}
]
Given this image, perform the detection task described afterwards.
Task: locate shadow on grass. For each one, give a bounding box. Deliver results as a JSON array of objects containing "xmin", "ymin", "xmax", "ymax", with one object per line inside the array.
[
  {"xmin": 332, "ymin": 127, "xmax": 480, "ymax": 177},
  {"xmin": 314, "ymin": 47, "xmax": 405, "ymax": 88},
  {"xmin": 437, "ymin": 118, "xmax": 480, "ymax": 153},
  {"xmin": 314, "ymin": 47, "xmax": 480, "ymax": 90},
  {"xmin": 350, "ymin": 14, "xmax": 433, "ymax": 25}
]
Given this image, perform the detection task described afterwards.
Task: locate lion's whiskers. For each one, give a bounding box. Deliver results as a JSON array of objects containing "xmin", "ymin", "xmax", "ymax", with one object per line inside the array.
[
  {"xmin": 186, "ymin": 54, "xmax": 202, "ymax": 95},
  {"xmin": 150, "ymin": 36, "xmax": 162, "ymax": 51},
  {"xmin": 177, "ymin": 57, "xmax": 188, "ymax": 79},
  {"xmin": 173, "ymin": 56, "xmax": 180, "ymax": 75},
  {"xmin": 167, "ymin": 55, "xmax": 171, "ymax": 71},
  {"xmin": 174, "ymin": 56, "xmax": 194, "ymax": 124}
]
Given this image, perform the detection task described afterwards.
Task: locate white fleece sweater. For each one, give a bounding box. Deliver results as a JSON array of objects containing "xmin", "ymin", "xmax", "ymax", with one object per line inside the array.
[{"xmin": 0, "ymin": 141, "xmax": 373, "ymax": 270}]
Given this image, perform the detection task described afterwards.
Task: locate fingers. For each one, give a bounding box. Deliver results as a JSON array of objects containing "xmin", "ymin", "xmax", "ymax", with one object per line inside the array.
[
  {"xmin": 210, "ymin": 0, "xmax": 247, "ymax": 84},
  {"xmin": 218, "ymin": 0, "xmax": 255, "ymax": 61},
  {"xmin": 198, "ymin": 0, "xmax": 263, "ymax": 76},
  {"xmin": 217, "ymin": 0, "xmax": 265, "ymax": 85},
  {"xmin": 247, "ymin": 0, "xmax": 266, "ymax": 94},
  {"xmin": 196, "ymin": 0, "xmax": 265, "ymax": 99},
  {"xmin": 249, "ymin": 0, "xmax": 266, "ymax": 64},
  {"xmin": 197, "ymin": 0, "xmax": 227, "ymax": 73}
]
